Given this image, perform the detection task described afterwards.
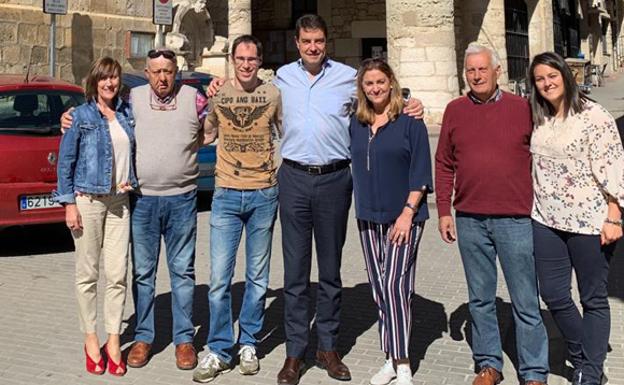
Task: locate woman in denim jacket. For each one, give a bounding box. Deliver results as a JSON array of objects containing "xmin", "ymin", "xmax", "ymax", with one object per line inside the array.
[{"xmin": 54, "ymin": 57, "xmax": 137, "ymax": 376}]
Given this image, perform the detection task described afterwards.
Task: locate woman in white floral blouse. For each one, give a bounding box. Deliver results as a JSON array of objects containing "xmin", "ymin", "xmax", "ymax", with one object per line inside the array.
[{"xmin": 528, "ymin": 51, "xmax": 624, "ymax": 385}]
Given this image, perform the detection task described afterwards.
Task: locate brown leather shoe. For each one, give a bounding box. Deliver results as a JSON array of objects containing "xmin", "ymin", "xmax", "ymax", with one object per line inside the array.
[
  {"xmin": 175, "ymin": 343, "xmax": 197, "ymax": 370},
  {"xmin": 525, "ymin": 381, "xmax": 546, "ymax": 385},
  {"xmin": 277, "ymin": 357, "xmax": 303, "ymax": 385},
  {"xmin": 315, "ymin": 350, "xmax": 351, "ymax": 381},
  {"xmin": 127, "ymin": 341, "xmax": 152, "ymax": 368},
  {"xmin": 473, "ymin": 367, "xmax": 503, "ymax": 385}
]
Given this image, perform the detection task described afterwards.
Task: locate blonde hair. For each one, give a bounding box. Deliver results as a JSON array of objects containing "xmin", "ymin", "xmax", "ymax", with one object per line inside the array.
[{"xmin": 355, "ymin": 58, "xmax": 403, "ymax": 125}]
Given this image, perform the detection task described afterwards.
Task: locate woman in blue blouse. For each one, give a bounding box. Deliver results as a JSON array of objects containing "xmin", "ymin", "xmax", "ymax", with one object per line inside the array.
[
  {"xmin": 54, "ymin": 57, "xmax": 136, "ymax": 376},
  {"xmin": 349, "ymin": 58, "xmax": 432, "ymax": 385}
]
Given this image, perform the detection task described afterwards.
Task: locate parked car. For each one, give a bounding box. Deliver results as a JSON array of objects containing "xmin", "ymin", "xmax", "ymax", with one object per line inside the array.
[
  {"xmin": 0, "ymin": 74, "xmax": 85, "ymax": 229},
  {"xmin": 121, "ymin": 71, "xmax": 216, "ymax": 192}
]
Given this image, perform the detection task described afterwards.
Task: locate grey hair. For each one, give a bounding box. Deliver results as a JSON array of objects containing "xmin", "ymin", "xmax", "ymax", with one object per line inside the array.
[{"xmin": 464, "ymin": 43, "xmax": 500, "ymax": 69}]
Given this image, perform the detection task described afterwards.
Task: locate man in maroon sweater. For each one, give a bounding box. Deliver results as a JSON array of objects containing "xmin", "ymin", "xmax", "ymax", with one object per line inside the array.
[{"xmin": 435, "ymin": 44, "xmax": 549, "ymax": 385}]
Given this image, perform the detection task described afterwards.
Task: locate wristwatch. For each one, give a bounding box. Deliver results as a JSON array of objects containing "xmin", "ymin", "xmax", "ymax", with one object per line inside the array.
[
  {"xmin": 404, "ymin": 202, "xmax": 417, "ymax": 213},
  {"xmin": 604, "ymin": 218, "xmax": 623, "ymax": 226}
]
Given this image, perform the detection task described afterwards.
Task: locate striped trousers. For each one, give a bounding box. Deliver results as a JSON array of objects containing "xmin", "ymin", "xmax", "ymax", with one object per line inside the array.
[{"xmin": 357, "ymin": 219, "xmax": 425, "ymax": 360}]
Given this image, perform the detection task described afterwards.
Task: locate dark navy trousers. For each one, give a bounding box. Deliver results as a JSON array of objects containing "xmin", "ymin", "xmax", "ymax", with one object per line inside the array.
[
  {"xmin": 533, "ymin": 221, "xmax": 612, "ymax": 385},
  {"xmin": 278, "ymin": 162, "xmax": 352, "ymax": 358}
]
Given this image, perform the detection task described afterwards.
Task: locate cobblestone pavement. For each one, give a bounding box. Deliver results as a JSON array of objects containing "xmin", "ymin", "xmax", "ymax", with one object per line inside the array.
[{"xmin": 1, "ymin": 77, "xmax": 624, "ymax": 385}]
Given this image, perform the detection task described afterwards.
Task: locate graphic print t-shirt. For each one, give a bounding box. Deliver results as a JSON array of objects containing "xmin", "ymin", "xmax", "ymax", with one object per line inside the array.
[{"xmin": 208, "ymin": 81, "xmax": 282, "ymax": 189}]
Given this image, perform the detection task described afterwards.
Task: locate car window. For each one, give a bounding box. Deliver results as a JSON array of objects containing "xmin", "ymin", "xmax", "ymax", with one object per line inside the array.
[{"xmin": 0, "ymin": 90, "xmax": 84, "ymax": 136}]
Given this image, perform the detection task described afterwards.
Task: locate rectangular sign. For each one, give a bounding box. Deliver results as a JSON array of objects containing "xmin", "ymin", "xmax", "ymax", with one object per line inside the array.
[
  {"xmin": 153, "ymin": 0, "xmax": 173, "ymax": 26},
  {"xmin": 20, "ymin": 194, "xmax": 61, "ymax": 211},
  {"xmin": 43, "ymin": 0, "xmax": 68, "ymax": 15}
]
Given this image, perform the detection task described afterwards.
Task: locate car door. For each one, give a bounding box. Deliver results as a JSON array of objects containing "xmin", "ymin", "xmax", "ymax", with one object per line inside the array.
[{"xmin": 0, "ymin": 90, "xmax": 83, "ymax": 220}]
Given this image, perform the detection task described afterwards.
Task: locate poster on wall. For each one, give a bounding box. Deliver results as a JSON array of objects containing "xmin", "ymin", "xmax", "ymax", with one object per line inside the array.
[
  {"xmin": 43, "ymin": 0, "xmax": 68, "ymax": 14},
  {"xmin": 153, "ymin": 0, "xmax": 173, "ymax": 26}
]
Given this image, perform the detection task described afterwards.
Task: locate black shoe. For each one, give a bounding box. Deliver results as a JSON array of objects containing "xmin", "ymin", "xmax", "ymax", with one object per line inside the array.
[{"xmin": 571, "ymin": 369, "xmax": 582, "ymax": 385}]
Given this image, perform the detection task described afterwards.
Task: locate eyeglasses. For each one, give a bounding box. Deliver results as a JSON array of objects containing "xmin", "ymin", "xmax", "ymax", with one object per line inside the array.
[
  {"xmin": 147, "ymin": 49, "xmax": 176, "ymax": 60},
  {"xmin": 233, "ymin": 56, "xmax": 260, "ymax": 65}
]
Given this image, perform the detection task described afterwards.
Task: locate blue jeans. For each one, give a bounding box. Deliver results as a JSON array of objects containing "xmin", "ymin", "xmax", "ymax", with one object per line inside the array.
[
  {"xmin": 131, "ymin": 190, "xmax": 197, "ymax": 346},
  {"xmin": 207, "ymin": 186, "xmax": 278, "ymax": 364},
  {"xmin": 455, "ymin": 213, "xmax": 549, "ymax": 382}
]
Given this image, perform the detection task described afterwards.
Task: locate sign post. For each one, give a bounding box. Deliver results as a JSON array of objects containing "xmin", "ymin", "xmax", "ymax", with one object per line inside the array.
[
  {"xmin": 153, "ymin": 0, "xmax": 173, "ymax": 48},
  {"xmin": 43, "ymin": 0, "xmax": 68, "ymax": 77}
]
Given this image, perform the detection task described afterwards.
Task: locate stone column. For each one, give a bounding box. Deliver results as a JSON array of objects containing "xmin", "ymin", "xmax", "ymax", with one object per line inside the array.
[
  {"xmin": 527, "ymin": 0, "xmax": 554, "ymax": 58},
  {"xmin": 228, "ymin": 0, "xmax": 252, "ymax": 43},
  {"xmin": 456, "ymin": 0, "xmax": 509, "ymax": 90},
  {"xmin": 387, "ymin": 0, "xmax": 458, "ymax": 127},
  {"xmin": 227, "ymin": 0, "xmax": 251, "ymax": 76}
]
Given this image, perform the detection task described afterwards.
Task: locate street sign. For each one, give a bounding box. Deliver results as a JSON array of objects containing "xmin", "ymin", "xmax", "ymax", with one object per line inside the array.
[
  {"xmin": 43, "ymin": 0, "xmax": 68, "ymax": 15},
  {"xmin": 153, "ymin": 0, "xmax": 173, "ymax": 26}
]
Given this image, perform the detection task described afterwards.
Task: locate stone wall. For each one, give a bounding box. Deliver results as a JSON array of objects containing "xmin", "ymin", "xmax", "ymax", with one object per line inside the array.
[
  {"xmin": 387, "ymin": 0, "xmax": 458, "ymax": 127},
  {"xmin": 0, "ymin": 1, "xmax": 155, "ymax": 85},
  {"xmin": 454, "ymin": 0, "xmax": 509, "ymax": 92},
  {"xmin": 579, "ymin": 0, "xmax": 617, "ymax": 74},
  {"xmin": 326, "ymin": 0, "xmax": 385, "ymax": 67}
]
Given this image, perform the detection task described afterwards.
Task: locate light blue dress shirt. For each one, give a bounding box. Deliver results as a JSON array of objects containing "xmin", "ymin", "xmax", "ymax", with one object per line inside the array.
[{"xmin": 274, "ymin": 58, "xmax": 357, "ymax": 165}]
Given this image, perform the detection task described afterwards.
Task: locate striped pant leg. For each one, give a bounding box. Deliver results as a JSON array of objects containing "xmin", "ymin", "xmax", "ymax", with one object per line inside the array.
[
  {"xmin": 383, "ymin": 221, "xmax": 425, "ymax": 359},
  {"xmin": 357, "ymin": 219, "xmax": 391, "ymax": 354}
]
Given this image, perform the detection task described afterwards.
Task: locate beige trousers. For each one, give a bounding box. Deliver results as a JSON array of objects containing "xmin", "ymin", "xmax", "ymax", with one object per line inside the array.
[{"xmin": 73, "ymin": 194, "xmax": 130, "ymax": 334}]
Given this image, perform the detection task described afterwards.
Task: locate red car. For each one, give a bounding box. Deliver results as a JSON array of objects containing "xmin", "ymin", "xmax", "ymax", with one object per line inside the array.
[{"xmin": 0, "ymin": 74, "xmax": 84, "ymax": 229}]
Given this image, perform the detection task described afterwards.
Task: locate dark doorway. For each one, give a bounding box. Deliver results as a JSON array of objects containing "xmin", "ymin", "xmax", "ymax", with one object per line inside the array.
[
  {"xmin": 291, "ymin": 0, "xmax": 317, "ymax": 28},
  {"xmin": 505, "ymin": 0, "xmax": 530, "ymax": 81},
  {"xmin": 362, "ymin": 38, "xmax": 387, "ymax": 60},
  {"xmin": 553, "ymin": 0, "xmax": 580, "ymax": 58}
]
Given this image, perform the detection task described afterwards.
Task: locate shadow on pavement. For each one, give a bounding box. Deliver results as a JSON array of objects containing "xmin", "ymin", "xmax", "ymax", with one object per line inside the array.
[
  {"xmin": 0, "ymin": 223, "xmax": 74, "ymax": 257},
  {"xmin": 120, "ymin": 281, "xmax": 447, "ymax": 377},
  {"xmin": 449, "ymin": 298, "xmax": 572, "ymax": 382}
]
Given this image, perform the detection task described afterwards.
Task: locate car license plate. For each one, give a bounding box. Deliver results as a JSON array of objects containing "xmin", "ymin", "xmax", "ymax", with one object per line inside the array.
[{"xmin": 20, "ymin": 194, "xmax": 61, "ymax": 211}]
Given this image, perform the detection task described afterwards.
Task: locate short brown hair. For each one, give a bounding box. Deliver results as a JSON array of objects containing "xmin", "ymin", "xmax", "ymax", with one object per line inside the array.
[
  {"xmin": 355, "ymin": 58, "xmax": 403, "ymax": 126},
  {"xmin": 295, "ymin": 14, "xmax": 328, "ymax": 39},
  {"xmin": 231, "ymin": 34, "xmax": 263, "ymax": 59},
  {"xmin": 84, "ymin": 57, "xmax": 122, "ymax": 101}
]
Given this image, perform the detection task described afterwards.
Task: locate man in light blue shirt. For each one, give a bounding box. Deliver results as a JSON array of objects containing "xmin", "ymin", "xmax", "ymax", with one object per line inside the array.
[
  {"xmin": 275, "ymin": 15, "xmax": 356, "ymax": 385},
  {"xmin": 274, "ymin": 55, "xmax": 356, "ymax": 165}
]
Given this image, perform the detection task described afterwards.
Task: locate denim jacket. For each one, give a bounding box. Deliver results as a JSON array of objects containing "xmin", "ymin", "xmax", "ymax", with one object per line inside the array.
[{"xmin": 53, "ymin": 98, "xmax": 137, "ymax": 204}]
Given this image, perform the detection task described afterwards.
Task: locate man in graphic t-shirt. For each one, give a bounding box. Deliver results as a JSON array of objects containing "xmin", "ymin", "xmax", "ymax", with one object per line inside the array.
[{"xmin": 192, "ymin": 34, "xmax": 282, "ymax": 384}]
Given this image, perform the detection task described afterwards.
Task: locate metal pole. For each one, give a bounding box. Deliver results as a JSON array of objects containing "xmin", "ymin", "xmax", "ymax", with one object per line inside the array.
[
  {"xmin": 155, "ymin": 24, "xmax": 164, "ymax": 48},
  {"xmin": 49, "ymin": 13, "xmax": 56, "ymax": 77}
]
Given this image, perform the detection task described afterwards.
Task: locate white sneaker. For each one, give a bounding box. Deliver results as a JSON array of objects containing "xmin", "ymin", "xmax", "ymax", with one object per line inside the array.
[
  {"xmin": 395, "ymin": 364, "xmax": 413, "ymax": 385},
  {"xmin": 238, "ymin": 345, "xmax": 259, "ymax": 375},
  {"xmin": 192, "ymin": 351, "xmax": 231, "ymax": 383},
  {"xmin": 370, "ymin": 359, "xmax": 396, "ymax": 385}
]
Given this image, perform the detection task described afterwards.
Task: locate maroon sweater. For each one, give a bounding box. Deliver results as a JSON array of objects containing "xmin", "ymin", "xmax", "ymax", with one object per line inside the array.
[{"xmin": 434, "ymin": 92, "xmax": 533, "ymax": 217}]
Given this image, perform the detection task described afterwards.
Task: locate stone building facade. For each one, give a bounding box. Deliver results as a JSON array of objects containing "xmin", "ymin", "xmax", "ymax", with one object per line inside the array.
[
  {"xmin": 0, "ymin": 1, "xmax": 155, "ymax": 83},
  {"xmin": 1, "ymin": 0, "xmax": 623, "ymax": 125}
]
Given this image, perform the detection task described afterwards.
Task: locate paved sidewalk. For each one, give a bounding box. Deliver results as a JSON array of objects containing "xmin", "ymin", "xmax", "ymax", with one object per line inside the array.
[{"xmin": 0, "ymin": 75, "xmax": 623, "ymax": 385}]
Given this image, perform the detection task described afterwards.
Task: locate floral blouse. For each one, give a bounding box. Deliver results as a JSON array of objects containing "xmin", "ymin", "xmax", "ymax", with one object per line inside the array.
[{"xmin": 531, "ymin": 101, "xmax": 624, "ymax": 235}]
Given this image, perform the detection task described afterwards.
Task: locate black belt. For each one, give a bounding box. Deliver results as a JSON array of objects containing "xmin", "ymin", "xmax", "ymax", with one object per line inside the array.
[{"xmin": 283, "ymin": 158, "xmax": 350, "ymax": 175}]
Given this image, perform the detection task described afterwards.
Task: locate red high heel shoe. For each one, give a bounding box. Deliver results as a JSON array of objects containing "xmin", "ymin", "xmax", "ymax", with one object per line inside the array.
[
  {"xmin": 84, "ymin": 345, "xmax": 105, "ymax": 375},
  {"xmin": 104, "ymin": 343, "xmax": 127, "ymax": 376}
]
